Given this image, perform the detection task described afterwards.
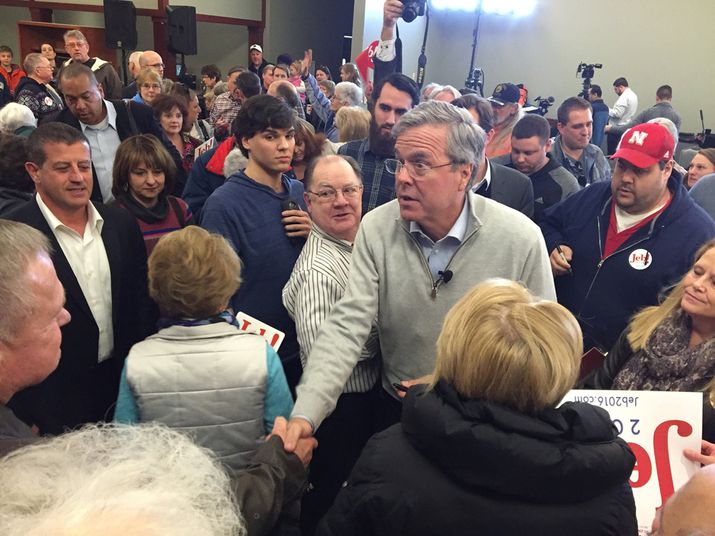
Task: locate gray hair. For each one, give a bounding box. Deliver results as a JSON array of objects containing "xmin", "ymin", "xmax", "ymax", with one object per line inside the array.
[
  {"xmin": 0, "ymin": 221, "xmax": 51, "ymax": 343},
  {"xmin": 0, "ymin": 424, "xmax": 246, "ymax": 536},
  {"xmin": 421, "ymin": 82, "xmax": 442, "ymax": 102},
  {"xmin": 23, "ymin": 52, "xmax": 45, "ymax": 74},
  {"xmin": 128, "ymin": 50, "xmax": 143, "ymax": 66},
  {"xmin": 648, "ymin": 117, "xmax": 678, "ymax": 152},
  {"xmin": 214, "ymin": 81, "xmax": 228, "ymax": 96},
  {"xmin": 431, "ymin": 85, "xmax": 462, "ymax": 101},
  {"xmin": 63, "ymin": 29, "xmax": 87, "ymax": 43},
  {"xmin": 393, "ymin": 100, "xmax": 486, "ymax": 181},
  {"xmin": 223, "ymin": 147, "xmax": 248, "ymax": 178},
  {"xmin": 0, "ymin": 103, "xmax": 37, "ymax": 134},
  {"xmin": 334, "ymin": 81, "xmax": 363, "ymax": 107}
]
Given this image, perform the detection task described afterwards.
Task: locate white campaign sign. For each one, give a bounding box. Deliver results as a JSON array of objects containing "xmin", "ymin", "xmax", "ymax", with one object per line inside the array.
[
  {"xmin": 235, "ymin": 311, "xmax": 285, "ymax": 351},
  {"xmin": 561, "ymin": 390, "xmax": 702, "ymax": 535}
]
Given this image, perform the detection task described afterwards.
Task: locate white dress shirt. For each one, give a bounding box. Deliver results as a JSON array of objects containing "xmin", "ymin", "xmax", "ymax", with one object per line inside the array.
[
  {"xmin": 36, "ymin": 194, "xmax": 114, "ymax": 361},
  {"xmin": 79, "ymin": 100, "xmax": 121, "ymax": 203},
  {"xmin": 609, "ymin": 87, "xmax": 638, "ymax": 126}
]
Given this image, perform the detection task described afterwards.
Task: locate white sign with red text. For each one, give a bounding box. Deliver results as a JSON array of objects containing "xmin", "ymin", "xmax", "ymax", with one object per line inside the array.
[
  {"xmin": 235, "ymin": 311, "xmax": 285, "ymax": 351},
  {"xmin": 561, "ymin": 390, "xmax": 702, "ymax": 535}
]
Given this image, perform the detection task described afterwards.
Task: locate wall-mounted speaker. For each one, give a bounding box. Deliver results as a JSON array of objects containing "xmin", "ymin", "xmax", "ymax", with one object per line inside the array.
[
  {"xmin": 167, "ymin": 6, "xmax": 198, "ymax": 55},
  {"xmin": 104, "ymin": 0, "xmax": 138, "ymax": 50}
]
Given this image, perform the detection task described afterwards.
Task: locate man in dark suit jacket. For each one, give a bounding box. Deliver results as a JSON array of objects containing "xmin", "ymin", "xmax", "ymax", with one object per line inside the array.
[
  {"xmin": 4, "ymin": 122, "xmax": 153, "ymax": 435},
  {"xmin": 452, "ymin": 94, "xmax": 534, "ymax": 218},
  {"xmin": 54, "ymin": 62, "xmax": 185, "ymax": 203}
]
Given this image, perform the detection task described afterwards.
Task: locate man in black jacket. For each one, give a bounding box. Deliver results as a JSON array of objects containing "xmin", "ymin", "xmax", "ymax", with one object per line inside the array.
[
  {"xmin": 55, "ymin": 63, "xmax": 185, "ymax": 202},
  {"xmin": 4, "ymin": 122, "xmax": 153, "ymax": 435}
]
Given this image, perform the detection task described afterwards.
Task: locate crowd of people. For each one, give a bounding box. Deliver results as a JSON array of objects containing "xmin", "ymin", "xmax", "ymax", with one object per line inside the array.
[{"xmin": 2, "ymin": 0, "xmax": 715, "ymax": 534}]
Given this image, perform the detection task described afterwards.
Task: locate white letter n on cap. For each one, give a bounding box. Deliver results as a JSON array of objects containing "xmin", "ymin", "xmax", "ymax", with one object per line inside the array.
[{"xmin": 628, "ymin": 131, "xmax": 649, "ymax": 146}]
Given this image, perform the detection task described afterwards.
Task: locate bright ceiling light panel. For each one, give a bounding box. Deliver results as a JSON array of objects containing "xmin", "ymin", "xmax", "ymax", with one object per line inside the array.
[{"xmin": 430, "ymin": 0, "xmax": 536, "ymax": 16}]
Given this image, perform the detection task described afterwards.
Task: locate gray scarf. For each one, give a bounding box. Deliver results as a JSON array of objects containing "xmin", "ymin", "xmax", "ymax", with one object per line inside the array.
[{"xmin": 612, "ymin": 310, "xmax": 715, "ymax": 391}]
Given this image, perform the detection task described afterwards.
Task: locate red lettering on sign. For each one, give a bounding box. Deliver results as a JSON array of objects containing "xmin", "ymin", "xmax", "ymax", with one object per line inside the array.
[
  {"xmin": 240, "ymin": 320, "xmax": 251, "ymax": 330},
  {"xmin": 270, "ymin": 333, "xmax": 280, "ymax": 347},
  {"xmin": 628, "ymin": 441, "xmax": 652, "ymax": 488},
  {"xmin": 653, "ymin": 420, "xmax": 692, "ymax": 507}
]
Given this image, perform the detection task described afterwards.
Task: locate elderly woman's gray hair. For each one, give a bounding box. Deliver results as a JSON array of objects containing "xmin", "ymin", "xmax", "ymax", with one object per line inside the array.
[
  {"xmin": 334, "ymin": 81, "xmax": 363, "ymax": 107},
  {"xmin": 0, "ymin": 423, "xmax": 246, "ymax": 536},
  {"xmin": 0, "ymin": 103, "xmax": 38, "ymax": 134},
  {"xmin": 647, "ymin": 117, "xmax": 678, "ymax": 151},
  {"xmin": 393, "ymin": 100, "xmax": 486, "ymax": 179}
]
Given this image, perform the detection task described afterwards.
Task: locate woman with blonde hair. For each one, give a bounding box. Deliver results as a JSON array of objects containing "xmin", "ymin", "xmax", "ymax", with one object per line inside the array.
[
  {"xmin": 132, "ymin": 68, "xmax": 162, "ymax": 106},
  {"xmin": 114, "ymin": 226, "xmax": 293, "ymax": 471},
  {"xmin": 586, "ymin": 238, "xmax": 715, "ymax": 441},
  {"xmin": 335, "ymin": 106, "xmax": 370, "ymax": 143},
  {"xmin": 320, "ymin": 279, "xmax": 637, "ymax": 535}
]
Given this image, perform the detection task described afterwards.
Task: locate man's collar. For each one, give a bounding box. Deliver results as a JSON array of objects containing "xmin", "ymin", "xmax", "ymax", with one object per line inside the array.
[
  {"xmin": 35, "ymin": 193, "xmax": 104, "ymax": 234},
  {"xmin": 409, "ymin": 197, "xmax": 469, "ymax": 243},
  {"xmin": 472, "ymin": 158, "xmax": 492, "ymax": 192},
  {"xmin": 312, "ymin": 223, "xmax": 354, "ymax": 249},
  {"xmin": 78, "ymin": 100, "xmax": 115, "ymax": 131}
]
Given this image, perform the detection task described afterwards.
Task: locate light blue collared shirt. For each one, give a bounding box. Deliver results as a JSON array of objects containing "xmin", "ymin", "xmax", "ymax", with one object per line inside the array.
[
  {"xmin": 79, "ymin": 100, "xmax": 120, "ymax": 203},
  {"xmin": 409, "ymin": 198, "xmax": 469, "ymax": 280}
]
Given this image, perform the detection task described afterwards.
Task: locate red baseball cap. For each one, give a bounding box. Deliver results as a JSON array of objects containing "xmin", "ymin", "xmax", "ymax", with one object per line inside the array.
[{"xmin": 611, "ymin": 123, "xmax": 675, "ymax": 168}]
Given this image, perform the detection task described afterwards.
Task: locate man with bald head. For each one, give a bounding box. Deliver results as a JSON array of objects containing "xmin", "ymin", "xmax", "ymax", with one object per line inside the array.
[
  {"xmin": 138, "ymin": 50, "xmax": 164, "ymax": 78},
  {"xmin": 652, "ymin": 465, "xmax": 715, "ymax": 535},
  {"xmin": 268, "ymin": 79, "xmax": 306, "ymax": 119}
]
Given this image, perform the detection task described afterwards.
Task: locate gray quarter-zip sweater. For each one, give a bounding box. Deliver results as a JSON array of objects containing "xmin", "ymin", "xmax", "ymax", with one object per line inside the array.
[{"xmin": 293, "ymin": 192, "xmax": 555, "ymax": 429}]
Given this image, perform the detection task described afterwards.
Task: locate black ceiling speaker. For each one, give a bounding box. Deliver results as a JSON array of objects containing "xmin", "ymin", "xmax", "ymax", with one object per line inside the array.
[
  {"xmin": 104, "ymin": 0, "xmax": 138, "ymax": 50},
  {"xmin": 167, "ymin": 5, "xmax": 198, "ymax": 55}
]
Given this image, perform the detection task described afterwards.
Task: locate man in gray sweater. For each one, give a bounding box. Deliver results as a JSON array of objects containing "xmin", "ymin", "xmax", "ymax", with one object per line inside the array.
[{"xmin": 284, "ymin": 101, "xmax": 556, "ymax": 448}]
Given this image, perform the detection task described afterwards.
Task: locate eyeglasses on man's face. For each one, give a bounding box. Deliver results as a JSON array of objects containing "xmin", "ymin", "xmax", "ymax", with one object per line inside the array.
[
  {"xmin": 384, "ymin": 158, "xmax": 454, "ymax": 178},
  {"xmin": 307, "ymin": 184, "xmax": 363, "ymax": 202}
]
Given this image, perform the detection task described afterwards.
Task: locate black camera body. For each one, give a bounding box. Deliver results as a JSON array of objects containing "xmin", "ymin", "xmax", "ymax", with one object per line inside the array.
[
  {"xmin": 401, "ymin": 0, "xmax": 426, "ymax": 22},
  {"xmin": 577, "ymin": 62, "xmax": 602, "ymax": 80}
]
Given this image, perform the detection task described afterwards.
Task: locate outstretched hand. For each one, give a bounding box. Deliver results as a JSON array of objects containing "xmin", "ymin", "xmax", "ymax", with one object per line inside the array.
[
  {"xmin": 270, "ymin": 417, "xmax": 318, "ymax": 466},
  {"xmin": 301, "ymin": 49, "xmax": 312, "ymax": 78}
]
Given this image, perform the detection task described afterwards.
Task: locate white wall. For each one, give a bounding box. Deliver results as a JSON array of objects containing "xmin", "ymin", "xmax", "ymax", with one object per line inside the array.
[{"xmin": 353, "ymin": 0, "xmax": 715, "ymax": 133}]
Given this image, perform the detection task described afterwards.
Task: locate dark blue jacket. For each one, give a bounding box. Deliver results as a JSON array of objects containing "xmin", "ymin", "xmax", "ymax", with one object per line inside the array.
[
  {"xmin": 200, "ymin": 171, "xmax": 307, "ymax": 369},
  {"xmin": 540, "ymin": 176, "xmax": 715, "ymax": 351},
  {"xmin": 0, "ymin": 72, "xmax": 11, "ymax": 108},
  {"xmin": 591, "ymin": 99, "xmax": 610, "ymax": 148},
  {"xmin": 182, "ymin": 144, "xmax": 225, "ymax": 223}
]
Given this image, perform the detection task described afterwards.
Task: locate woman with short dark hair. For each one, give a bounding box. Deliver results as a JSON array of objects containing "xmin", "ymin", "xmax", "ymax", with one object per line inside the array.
[{"xmin": 111, "ymin": 134, "xmax": 193, "ymax": 254}]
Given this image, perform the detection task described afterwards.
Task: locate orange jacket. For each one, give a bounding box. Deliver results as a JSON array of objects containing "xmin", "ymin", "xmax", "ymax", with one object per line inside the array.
[{"xmin": 0, "ymin": 64, "xmax": 26, "ymax": 94}]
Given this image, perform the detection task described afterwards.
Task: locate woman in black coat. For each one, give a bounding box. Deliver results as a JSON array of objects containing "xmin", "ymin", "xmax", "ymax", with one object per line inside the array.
[{"xmin": 318, "ymin": 280, "xmax": 637, "ymax": 536}]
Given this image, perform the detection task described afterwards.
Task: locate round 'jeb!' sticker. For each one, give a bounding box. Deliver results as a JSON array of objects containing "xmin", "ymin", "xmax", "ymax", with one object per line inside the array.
[{"xmin": 628, "ymin": 249, "xmax": 652, "ymax": 270}]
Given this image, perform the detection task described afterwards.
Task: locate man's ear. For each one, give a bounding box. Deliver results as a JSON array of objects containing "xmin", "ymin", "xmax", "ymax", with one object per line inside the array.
[
  {"xmin": 25, "ymin": 162, "xmax": 40, "ymax": 184},
  {"xmin": 544, "ymin": 138, "xmax": 553, "ymax": 153},
  {"xmin": 240, "ymin": 135, "xmax": 251, "ymax": 154},
  {"xmin": 303, "ymin": 191, "xmax": 313, "ymax": 213},
  {"xmin": 97, "ymin": 83, "xmax": 105, "ymax": 98}
]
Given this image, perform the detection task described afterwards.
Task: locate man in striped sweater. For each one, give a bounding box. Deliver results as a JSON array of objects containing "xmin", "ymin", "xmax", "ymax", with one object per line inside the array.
[{"xmin": 282, "ymin": 154, "xmax": 379, "ymax": 534}]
